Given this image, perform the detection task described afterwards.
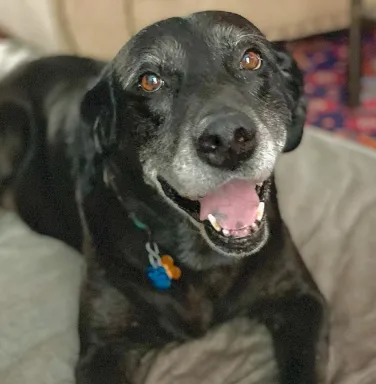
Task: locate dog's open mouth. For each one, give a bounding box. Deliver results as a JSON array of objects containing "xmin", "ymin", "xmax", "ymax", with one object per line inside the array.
[{"xmin": 158, "ymin": 177, "xmax": 269, "ymax": 244}]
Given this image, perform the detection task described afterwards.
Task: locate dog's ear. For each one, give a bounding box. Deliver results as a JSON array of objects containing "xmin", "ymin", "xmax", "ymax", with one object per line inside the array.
[
  {"xmin": 0, "ymin": 100, "xmax": 33, "ymax": 192},
  {"xmin": 273, "ymin": 43, "xmax": 307, "ymax": 152},
  {"xmin": 80, "ymin": 73, "xmax": 118, "ymax": 155},
  {"xmin": 78, "ymin": 72, "xmax": 120, "ymax": 195}
]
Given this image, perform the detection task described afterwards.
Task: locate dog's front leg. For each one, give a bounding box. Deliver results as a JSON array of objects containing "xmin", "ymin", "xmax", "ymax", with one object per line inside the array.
[
  {"xmin": 260, "ymin": 292, "xmax": 328, "ymax": 384},
  {"xmin": 76, "ymin": 340, "xmax": 153, "ymax": 384}
]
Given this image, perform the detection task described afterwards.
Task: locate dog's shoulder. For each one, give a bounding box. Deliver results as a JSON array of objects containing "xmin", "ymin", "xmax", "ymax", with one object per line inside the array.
[{"xmin": 0, "ymin": 55, "xmax": 107, "ymax": 102}]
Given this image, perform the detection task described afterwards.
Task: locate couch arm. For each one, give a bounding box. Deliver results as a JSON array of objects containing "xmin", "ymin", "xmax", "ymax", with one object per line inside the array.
[
  {"xmin": 0, "ymin": 0, "xmax": 375, "ymax": 60},
  {"xmin": 0, "ymin": 0, "xmax": 133, "ymax": 58}
]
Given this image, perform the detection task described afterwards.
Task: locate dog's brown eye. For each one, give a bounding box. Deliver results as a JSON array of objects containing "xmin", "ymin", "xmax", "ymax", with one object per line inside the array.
[
  {"xmin": 140, "ymin": 73, "xmax": 163, "ymax": 92},
  {"xmin": 240, "ymin": 50, "xmax": 262, "ymax": 70}
]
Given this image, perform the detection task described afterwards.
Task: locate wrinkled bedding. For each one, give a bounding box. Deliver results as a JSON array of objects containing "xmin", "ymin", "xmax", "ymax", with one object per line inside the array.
[{"xmin": 1, "ymin": 128, "xmax": 376, "ymax": 384}]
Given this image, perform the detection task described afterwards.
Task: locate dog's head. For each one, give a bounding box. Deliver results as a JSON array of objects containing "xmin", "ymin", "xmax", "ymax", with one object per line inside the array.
[{"xmin": 80, "ymin": 11, "xmax": 306, "ymax": 258}]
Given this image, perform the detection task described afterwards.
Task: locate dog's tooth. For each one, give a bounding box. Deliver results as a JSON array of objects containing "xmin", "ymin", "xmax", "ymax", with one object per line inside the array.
[
  {"xmin": 207, "ymin": 214, "xmax": 221, "ymax": 232},
  {"xmin": 256, "ymin": 202, "xmax": 265, "ymax": 222},
  {"xmin": 256, "ymin": 182, "xmax": 263, "ymax": 187},
  {"xmin": 251, "ymin": 223, "xmax": 259, "ymax": 231},
  {"xmin": 222, "ymin": 229, "xmax": 230, "ymax": 237}
]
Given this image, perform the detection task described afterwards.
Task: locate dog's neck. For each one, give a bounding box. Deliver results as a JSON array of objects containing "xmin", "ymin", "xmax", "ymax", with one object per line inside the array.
[
  {"xmin": 97, "ymin": 161, "xmax": 241, "ymax": 271},
  {"xmin": 114, "ymin": 190, "xmax": 238, "ymax": 271}
]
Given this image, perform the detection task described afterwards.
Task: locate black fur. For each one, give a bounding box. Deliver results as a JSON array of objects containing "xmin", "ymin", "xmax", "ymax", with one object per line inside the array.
[{"xmin": 0, "ymin": 11, "xmax": 327, "ymax": 384}]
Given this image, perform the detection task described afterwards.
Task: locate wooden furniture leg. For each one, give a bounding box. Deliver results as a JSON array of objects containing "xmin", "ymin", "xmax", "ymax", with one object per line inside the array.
[{"xmin": 348, "ymin": 0, "xmax": 363, "ymax": 107}]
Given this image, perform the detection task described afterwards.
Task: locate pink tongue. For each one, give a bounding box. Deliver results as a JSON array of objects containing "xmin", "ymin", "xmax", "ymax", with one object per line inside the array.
[{"xmin": 199, "ymin": 179, "xmax": 260, "ymax": 230}]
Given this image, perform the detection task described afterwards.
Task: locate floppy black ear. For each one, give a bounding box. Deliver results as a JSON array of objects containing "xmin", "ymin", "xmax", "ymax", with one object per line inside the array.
[
  {"xmin": 0, "ymin": 100, "xmax": 33, "ymax": 192},
  {"xmin": 80, "ymin": 72, "xmax": 118, "ymax": 155},
  {"xmin": 77, "ymin": 72, "xmax": 120, "ymax": 195},
  {"xmin": 273, "ymin": 43, "xmax": 307, "ymax": 152}
]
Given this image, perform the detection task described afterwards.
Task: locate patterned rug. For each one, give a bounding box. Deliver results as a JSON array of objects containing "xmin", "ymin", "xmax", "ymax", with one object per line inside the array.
[{"xmin": 289, "ymin": 28, "xmax": 376, "ymax": 149}]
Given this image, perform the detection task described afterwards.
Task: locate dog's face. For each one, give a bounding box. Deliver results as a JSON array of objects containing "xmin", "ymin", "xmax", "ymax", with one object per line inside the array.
[{"xmin": 81, "ymin": 11, "xmax": 306, "ymax": 258}]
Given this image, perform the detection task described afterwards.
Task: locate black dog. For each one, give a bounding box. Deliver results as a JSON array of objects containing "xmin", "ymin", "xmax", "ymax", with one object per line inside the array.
[{"xmin": 0, "ymin": 11, "xmax": 328, "ymax": 384}]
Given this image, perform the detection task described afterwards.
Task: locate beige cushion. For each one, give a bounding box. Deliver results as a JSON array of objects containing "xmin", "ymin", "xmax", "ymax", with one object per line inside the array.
[
  {"xmin": 0, "ymin": 211, "xmax": 84, "ymax": 384},
  {"xmin": 0, "ymin": 0, "xmax": 65, "ymax": 53},
  {"xmin": 365, "ymin": 0, "xmax": 376, "ymax": 18},
  {"xmin": 1, "ymin": 0, "xmax": 375, "ymax": 60},
  {"xmin": 277, "ymin": 129, "xmax": 376, "ymax": 383},
  {"xmin": 132, "ymin": 0, "xmax": 350, "ymax": 43}
]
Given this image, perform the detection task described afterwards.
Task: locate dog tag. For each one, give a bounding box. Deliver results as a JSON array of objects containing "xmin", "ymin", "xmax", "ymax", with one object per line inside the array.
[
  {"xmin": 146, "ymin": 265, "xmax": 172, "ymax": 290},
  {"xmin": 161, "ymin": 255, "xmax": 182, "ymax": 280}
]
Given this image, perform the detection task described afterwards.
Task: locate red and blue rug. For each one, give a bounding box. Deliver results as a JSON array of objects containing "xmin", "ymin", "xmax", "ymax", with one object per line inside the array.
[{"xmin": 289, "ymin": 28, "xmax": 376, "ymax": 149}]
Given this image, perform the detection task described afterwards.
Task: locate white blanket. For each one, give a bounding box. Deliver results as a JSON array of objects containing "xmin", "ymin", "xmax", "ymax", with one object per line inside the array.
[
  {"xmin": 0, "ymin": 212, "xmax": 84, "ymax": 384},
  {"xmin": 1, "ymin": 128, "xmax": 376, "ymax": 383}
]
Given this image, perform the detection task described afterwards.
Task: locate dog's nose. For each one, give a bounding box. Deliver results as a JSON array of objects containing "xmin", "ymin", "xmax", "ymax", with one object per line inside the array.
[{"xmin": 196, "ymin": 114, "xmax": 257, "ymax": 170}]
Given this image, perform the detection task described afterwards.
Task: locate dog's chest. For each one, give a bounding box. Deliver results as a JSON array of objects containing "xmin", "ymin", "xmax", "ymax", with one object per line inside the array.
[{"xmin": 159, "ymin": 266, "xmax": 243, "ymax": 338}]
